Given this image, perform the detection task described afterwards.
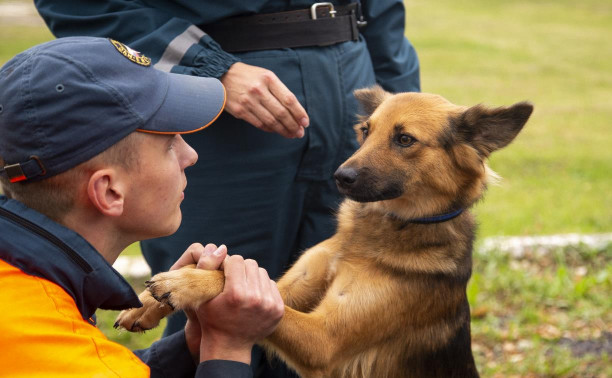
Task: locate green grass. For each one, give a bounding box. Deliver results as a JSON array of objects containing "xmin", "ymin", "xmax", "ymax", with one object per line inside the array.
[
  {"xmin": 96, "ymin": 279, "xmax": 167, "ymax": 350},
  {"xmin": 404, "ymin": 0, "xmax": 612, "ymax": 237},
  {"xmin": 100, "ymin": 243, "xmax": 612, "ymax": 376},
  {"xmin": 2, "ymin": 0, "xmax": 609, "ymax": 237},
  {"xmin": 469, "ymin": 243, "xmax": 612, "ymax": 376},
  {"xmin": 0, "ymin": 1, "xmax": 53, "ymax": 64},
  {"xmin": 0, "ymin": 25, "xmax": 53, "ymax": 63}
]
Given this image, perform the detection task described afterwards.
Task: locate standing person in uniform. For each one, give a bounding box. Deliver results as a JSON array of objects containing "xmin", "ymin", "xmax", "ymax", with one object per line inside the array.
[
  {"xmin": 0, "ymin": 37, "xmax": 283, "ymax": 377},
  {"xmin": 34, "ymin": 1, "xmax": 421, "ymax": 375}
]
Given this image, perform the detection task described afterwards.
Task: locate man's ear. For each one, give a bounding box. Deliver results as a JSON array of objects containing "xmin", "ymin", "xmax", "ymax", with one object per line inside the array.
[
  {"xmin": 86, "ymin": 169, "xmax": 125, "ymax": 217},
  {"xmin": 453, "ymin": 101, "xmax": 533, "ymax": 157},
  {"xmin": 354, "ymin": 85, "xmax": 391, "ymax": 116}
]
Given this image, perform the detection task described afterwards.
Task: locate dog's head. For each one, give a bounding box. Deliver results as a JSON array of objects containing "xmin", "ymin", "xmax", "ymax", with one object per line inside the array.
[{"xmin": 335, "ymin": 86, "xmax": 533, "ymax": 219}]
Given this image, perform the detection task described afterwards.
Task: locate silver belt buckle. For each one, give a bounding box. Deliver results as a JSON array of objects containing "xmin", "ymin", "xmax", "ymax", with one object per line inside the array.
[{"xmin": 310, "ymin": 2, "xmax": 336, "ymax": 20}]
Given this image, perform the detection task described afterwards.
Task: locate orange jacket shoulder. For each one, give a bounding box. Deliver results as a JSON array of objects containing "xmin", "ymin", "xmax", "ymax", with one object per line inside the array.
[{"xmin": 0, "ymin": 259, "xmax": 149, "ymax": 377}]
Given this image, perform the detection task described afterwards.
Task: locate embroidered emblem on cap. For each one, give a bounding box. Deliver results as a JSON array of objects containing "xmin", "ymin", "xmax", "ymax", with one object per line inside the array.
[{"xmin": 109, "ymin": 39, "xmax": 151, "ymax": 67}]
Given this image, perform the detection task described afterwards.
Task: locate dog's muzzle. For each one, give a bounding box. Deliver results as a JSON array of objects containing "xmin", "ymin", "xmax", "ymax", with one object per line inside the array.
[{"xmin": 334, "ymin": 166, "xmax": 404, "ymax": 202}]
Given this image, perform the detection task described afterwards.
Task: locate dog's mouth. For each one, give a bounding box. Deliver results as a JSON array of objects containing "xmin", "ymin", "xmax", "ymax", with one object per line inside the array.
[
  {"xmin": 336, "ymin": 181, "xmax": 404, "ymax": 203},
  {"xmin": 334, "ymin": 166, "xmax": 404, "ymax": 202}
]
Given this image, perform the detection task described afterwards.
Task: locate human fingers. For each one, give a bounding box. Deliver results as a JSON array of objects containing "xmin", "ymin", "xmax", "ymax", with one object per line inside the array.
[
  {"xmin": 222, "ymin": 255, "xmax": 247, "ymax": 300},
  {"xmin": 259, "ymin": 268, "xmax": 284, "ymax": 321},
  {"xmin": 245, "ymin": 102, "xmax": 293, "ymax": 137},
  {"xmin": 235, "ymin": 91, "xmax": 302, "ymax": 138},
  {"xmin": 268, "ymin": 76, "xmax": 309, "ymax": 131},
  {"xmin": 225, "ymin": 99, "xmax": 269, "ymax": 133},
  {"xmin": 170, "ymin": 243, "xmax": 216, "ymax": 270},
  {"xmin": 257, "ymin": 78, "xmax": 306, "ymax": 138},
  {"xmin": 221, "ymin": 62, "xmax": 305, "ymax": 138},
  {"xmin": 196, "ymin": 244, "xmax": 227, "ymax": 270},
  {"xmin": 269, "ymin": 281, "xmax": 285, "ymax": 319},
  {"xmin": 220, "ymin": 63, "xmax": 273, "ymax": 133},
  {"xmin": 243, "ymin": 259, "xmax": 263, "ymax": 305}
]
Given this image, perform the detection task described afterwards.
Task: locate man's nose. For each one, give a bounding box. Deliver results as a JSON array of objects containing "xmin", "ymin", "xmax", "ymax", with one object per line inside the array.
[{"xmin": 177, "ymin": 135, "xmax": 198, "ymax": 168}]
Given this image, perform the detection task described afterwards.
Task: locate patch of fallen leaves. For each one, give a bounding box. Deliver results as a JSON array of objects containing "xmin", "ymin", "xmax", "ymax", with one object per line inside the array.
[{"xmin": 469, "ymin": 243, "xmax": 611, "ymax": 376}]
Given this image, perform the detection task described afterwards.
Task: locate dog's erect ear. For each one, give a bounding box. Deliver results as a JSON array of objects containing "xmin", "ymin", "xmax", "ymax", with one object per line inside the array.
[
  {"xmin": 354, "ymin": 85, "xmax": 391, "ymax": 116},
  {"xmin": 454, "ymin": 102, "xmax": 533, "ymax": 156}
]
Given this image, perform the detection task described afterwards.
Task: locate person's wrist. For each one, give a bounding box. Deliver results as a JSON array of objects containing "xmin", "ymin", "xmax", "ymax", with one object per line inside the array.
[
  {"xmin": 184, "ymin": 319, "xmax": 201, "ymax": 362},
  {"xmin": 199, "ymin": 330, "xmax": 254, "ymax": 364}
]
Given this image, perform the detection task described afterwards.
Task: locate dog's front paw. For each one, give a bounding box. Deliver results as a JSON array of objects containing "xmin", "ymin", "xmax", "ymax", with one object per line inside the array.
[
  {"xmin": 114, "ymin": 290, "xmax": 173, "ymax": 332},
  {"xmin": 147, "ymin": 268, "xmax": 226, "ymax": 311},
  {"xmin": 145, "ymin": 271, "xmax": 183, "ymax": 310}
]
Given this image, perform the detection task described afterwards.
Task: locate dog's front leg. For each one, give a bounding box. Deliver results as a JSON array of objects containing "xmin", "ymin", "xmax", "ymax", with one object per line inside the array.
[
  {"xmin": 260, "ymin": 307, "xmax": 341, "ymax": 377},
  {"xmin": 115, "ymin": 289, "xmax": 175, "ymax": 332},
  {"xmin": 276, "ymin": 238, "xmax": 338, "ymax": 312},
  {"xmin": 116, "ymin": 266, "xmax": 225, "ymax": 331}
]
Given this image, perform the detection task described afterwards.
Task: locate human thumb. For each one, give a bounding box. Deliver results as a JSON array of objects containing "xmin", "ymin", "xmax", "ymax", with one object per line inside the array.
[{"xmin": 196, "ymin": 244, "xmax": 227, "ymax": 270}]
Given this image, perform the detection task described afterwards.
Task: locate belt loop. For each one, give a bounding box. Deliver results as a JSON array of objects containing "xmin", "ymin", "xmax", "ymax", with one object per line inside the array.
[{"xmin": 354, "ymin": 0, "xmax": 368, "ymax": 28}]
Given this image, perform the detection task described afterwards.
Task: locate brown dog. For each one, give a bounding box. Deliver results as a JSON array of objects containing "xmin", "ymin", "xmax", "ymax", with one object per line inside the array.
[{"xmin": 116, "ymin": 87, "xmax": 533, "ymax": 378}]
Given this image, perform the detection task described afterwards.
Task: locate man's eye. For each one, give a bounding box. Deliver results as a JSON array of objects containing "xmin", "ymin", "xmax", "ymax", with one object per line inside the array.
[
  {"xmin": 360, "ymin": 127, "xmax": 369, "ymax": 139},
  {"xmin": 395, "ymin": 134, "xmax": 416, "ymax": 147}
]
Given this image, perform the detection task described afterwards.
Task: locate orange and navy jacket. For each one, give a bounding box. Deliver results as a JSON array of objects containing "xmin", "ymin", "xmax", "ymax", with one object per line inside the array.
[{"xmin": 0, "ymin": 196, "xmax": 251, "ymax": 377}]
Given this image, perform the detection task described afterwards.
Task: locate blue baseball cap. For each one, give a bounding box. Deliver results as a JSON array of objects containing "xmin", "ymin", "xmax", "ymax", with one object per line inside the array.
[{"xmin": 0, "ymin": 37, "xmax": 225, "ymax": 183}]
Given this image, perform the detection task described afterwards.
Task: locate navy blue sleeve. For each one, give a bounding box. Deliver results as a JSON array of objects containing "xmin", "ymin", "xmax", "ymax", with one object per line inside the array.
[
  {"xmin": 133, "ymin": 330, "xmax": 252, "ymax": 378},
  {"xmin": 196, "ymin": 360, "xmax": 253, "ymax": 378},
  {"xmin": 33, "ymin": 0, "xmax": 239, "ymax": 78},
  {"xmin": 362, "ymin": 0, "xmax": 421, "ymax": 92},
  {"xmin": 133, "ymin": 330, "xmax": 197, "ymax": 378}
]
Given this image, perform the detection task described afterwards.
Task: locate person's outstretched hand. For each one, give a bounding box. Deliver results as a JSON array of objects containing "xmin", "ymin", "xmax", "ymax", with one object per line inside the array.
[{"xmin": 221, "ymin": 62, "xmax": 309, "ymax": 139}]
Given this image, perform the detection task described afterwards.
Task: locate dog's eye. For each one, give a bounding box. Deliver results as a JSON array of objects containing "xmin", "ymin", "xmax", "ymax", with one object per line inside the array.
[
  {"xmin": 396, "ymin": 134, "xmax": 416, "ymax": 147},
  {"xmin": 360, "ymin": 127, "xmax": 369, "ymax": 139}
]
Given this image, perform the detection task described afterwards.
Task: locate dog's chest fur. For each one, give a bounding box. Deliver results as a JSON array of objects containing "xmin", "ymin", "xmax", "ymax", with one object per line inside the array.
[{"xmin": 304, "ymin": 199, "xmax": 475, "ymax": 377}]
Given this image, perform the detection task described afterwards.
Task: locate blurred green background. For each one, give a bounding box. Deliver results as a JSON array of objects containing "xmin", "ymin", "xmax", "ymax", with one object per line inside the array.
[
  {"xmin": 1, "ymin": 0, "xmax": 610, "ymax": 238},
  {"xmin": 1, "ymin": 0, "xmax": 610, "ymax": 375}
]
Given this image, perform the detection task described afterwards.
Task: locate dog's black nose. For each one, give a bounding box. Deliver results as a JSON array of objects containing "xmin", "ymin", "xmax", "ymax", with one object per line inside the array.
[{"xmin": 334, "ymin": 167, "xmax": 358, "ymax": 187}]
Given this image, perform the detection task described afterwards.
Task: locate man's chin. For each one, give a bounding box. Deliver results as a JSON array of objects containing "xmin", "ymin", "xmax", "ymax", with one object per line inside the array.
[{"xmin": 160, "ymin": 215, "xmax": 182, "ymax": 238}]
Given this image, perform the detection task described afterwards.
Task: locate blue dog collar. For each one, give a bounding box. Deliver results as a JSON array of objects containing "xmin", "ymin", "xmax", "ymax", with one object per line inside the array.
[{"xmin": 409, "ymin": 208, "xmax": 464, "ymax": 224}]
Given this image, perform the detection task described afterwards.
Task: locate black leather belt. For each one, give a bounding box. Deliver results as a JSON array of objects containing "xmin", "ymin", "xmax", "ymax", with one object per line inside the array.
[{"xmin": 200, "ymin": 3, "xmax": 366, "ymax": 53}]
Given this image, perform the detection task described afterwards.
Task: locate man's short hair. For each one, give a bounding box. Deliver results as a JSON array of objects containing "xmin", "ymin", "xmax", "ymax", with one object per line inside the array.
[{"xmin": 0, "ymin": 133, "xmax": 140, "ymax": 223}]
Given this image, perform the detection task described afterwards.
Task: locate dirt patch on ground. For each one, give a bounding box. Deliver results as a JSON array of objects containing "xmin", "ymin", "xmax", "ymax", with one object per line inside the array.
[{"xmin": 558, "ymin": 331, "xmax": 612, "ymax": 357}]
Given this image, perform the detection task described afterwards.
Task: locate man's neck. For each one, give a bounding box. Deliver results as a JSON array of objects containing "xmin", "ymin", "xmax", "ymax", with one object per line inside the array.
[{"xmin": 60, "ymin": 212, "xmax": 130, "ymax": 265}]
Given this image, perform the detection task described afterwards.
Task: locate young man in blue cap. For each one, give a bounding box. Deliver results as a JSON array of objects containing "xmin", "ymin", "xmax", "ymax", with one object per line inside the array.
[{"xmin": 0, "ymin": 36, "xmax": 283, "ymax": 377}]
